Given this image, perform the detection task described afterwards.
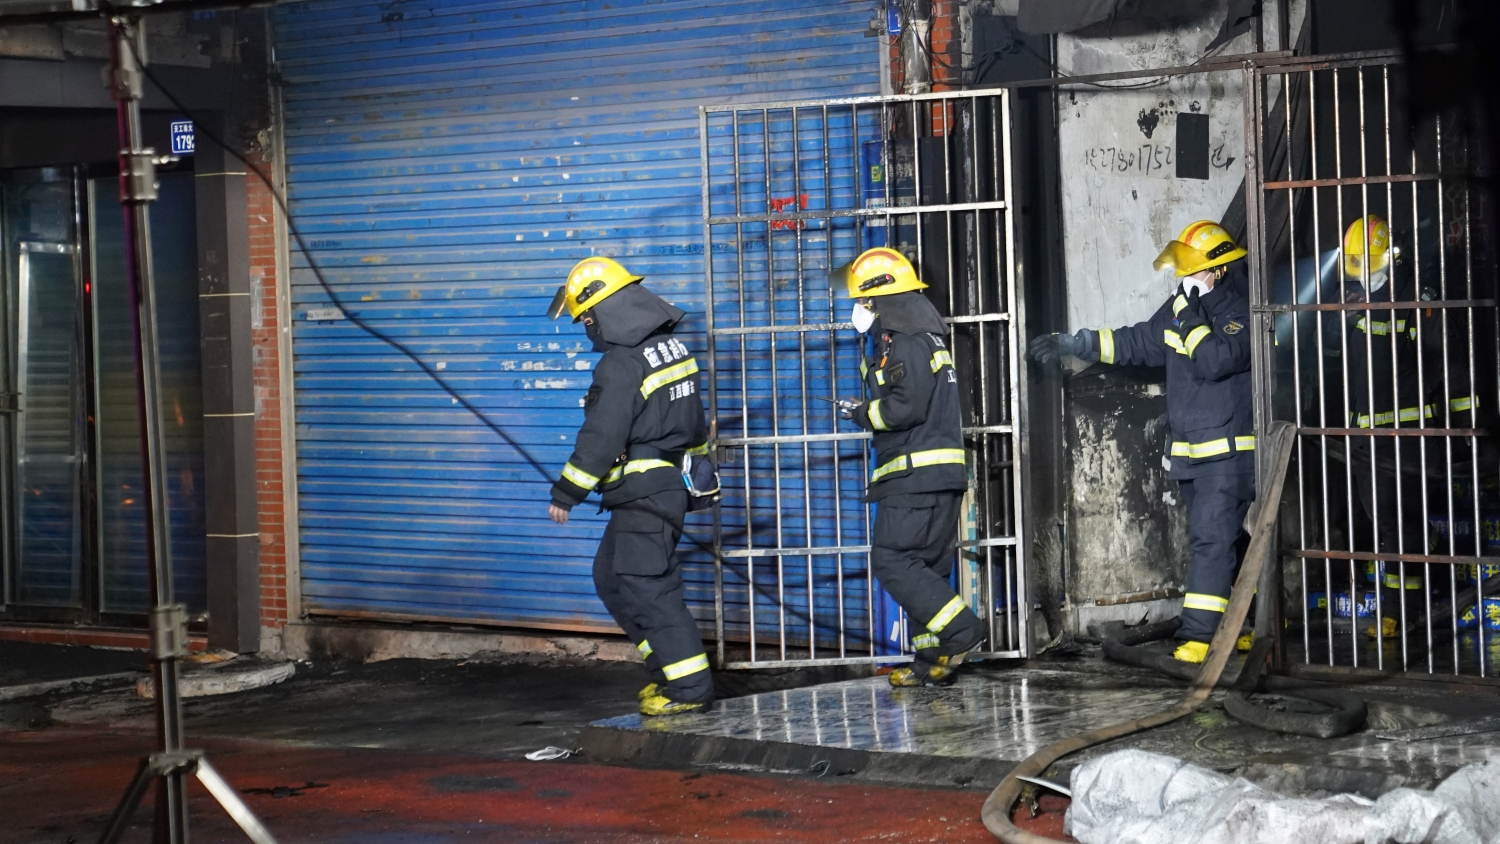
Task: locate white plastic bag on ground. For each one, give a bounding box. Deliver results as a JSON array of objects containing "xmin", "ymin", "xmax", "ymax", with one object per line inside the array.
[{"xmin": 1066, "ymin": 749, "xmax": 1500, "ymax": 844}]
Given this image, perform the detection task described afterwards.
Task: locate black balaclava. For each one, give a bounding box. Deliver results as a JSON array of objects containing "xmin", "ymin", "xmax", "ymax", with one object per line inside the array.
[
  {"xmin": 871, "ymin": 290, "xmax": 947, "ymax": 336},
  {"xmin": 584, "ymin": 282, "xmax": 685, "ymax": 351}
]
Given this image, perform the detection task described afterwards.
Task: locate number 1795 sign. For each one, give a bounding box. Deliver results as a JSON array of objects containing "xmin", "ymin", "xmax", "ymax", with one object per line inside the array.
[{"xmin": 170, "ymin": 120, "xmax": 195, "ymax": 156}]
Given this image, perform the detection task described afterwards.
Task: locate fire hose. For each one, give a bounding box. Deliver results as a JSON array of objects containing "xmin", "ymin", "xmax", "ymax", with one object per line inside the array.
[{"xmin": 980, "ymin": 420, "xmax": 1298, "ymax": 843}]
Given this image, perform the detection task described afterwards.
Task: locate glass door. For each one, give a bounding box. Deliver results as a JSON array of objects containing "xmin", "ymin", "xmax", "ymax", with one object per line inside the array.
[
  {"xmin": 2, "ymin": 169, "xmax": 87, "ymax": 612},
  {"xmin": 0, "ymin": 165, "xmax": 205, "ymax": 624}
]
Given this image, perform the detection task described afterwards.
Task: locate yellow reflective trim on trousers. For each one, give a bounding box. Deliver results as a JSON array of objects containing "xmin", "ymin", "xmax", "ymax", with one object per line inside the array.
[
  {"xmin": 930, "ymin": 350, "xmax": 953, "ymax": 372},
  {"xmin": 1182, "ymin": 324, "xmax": 1212, "ymax": 357},
  {"xmin": 604, "ymin": 458, "xmax": 675, "ymax": 483},
  {"xmin": 637, "ymin": 640, "xmax": 653, "ymax": 658},
  {"xmin": 561, "ymin": 462, "xmax": 601, "ymax": 489},
  {"xmin": 1164, "ymin": 329, "xmax": 1187, "ymax": 355},
  {"xmin": 661, "ymin": 653, "xmax": 710, "ymax": 681},
  {"xmin": 1383, "ymin": 573, "xmax": 1424, "ymax": 589},
  {"xmin": 1451, "ymin": 395, "xmax": 1477, "ymax": 413},
  {"xmin": 639, "ymin": 359, "xmax": 699, "ymax": 399},
  {"xmin": 868, "ymin": 399, "xmax": 889, "ymax": 431},
  {"xmin": 912, "ymin": 633, "xmax": 941, "ymax": 650},
  {"xmin": 1170, "ymin": 438, "xmax": 1231, "ymax": 459},
  {"xmin": 1183, "ymin": 593, "xmax": 1229, "ymax": 613},
  {"xmin": 1098, "ymin": 328, "xmax": 1116, "ymax": 364},
  {"xmin": 1234, "ymin": 436, "xmax": 1256, "ymax": 451},
  {"xmin": 927, "ymin": 595, "xmax": 968, "ymax": 633}
]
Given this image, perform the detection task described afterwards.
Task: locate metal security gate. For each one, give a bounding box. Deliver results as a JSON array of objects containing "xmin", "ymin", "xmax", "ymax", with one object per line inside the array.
[
  {"xmin": 701, "ymin": 90, "xmax": 1027, "ymax": 668},
  {"xmin": 1246, "ymin": 53, "xmax": 1499, "ymax": 678},
  {"xmin": 274, "ymin": 0, "xmax": 881, "ymax": 632}
]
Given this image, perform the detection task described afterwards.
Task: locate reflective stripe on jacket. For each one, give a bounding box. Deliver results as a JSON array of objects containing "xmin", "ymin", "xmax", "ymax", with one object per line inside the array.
[
  {"xmin": 552, "ymin": 333, "xmax": 709, "ymax": 509},
  {"xmin": 854, "ymin": 330, "xmax": 967, "ymax": 501},
  {"xmin": 1092, "ymin": 264, "xmax": 1255, "ymax": 478}
]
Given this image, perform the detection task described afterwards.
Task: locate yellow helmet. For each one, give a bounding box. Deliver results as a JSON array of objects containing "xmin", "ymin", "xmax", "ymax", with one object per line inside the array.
[
  {"xmin": 841, "ymin": 247, "xmax": 927, "ymax": 298},
  {"xmin": 1152, "ymin": 221, "xmax": 1247, "ymax": 277},
  {"xmin": 1343, "ymin": 215, "xmax": 1391, "ymax": 279},
  {"xmin": 548, "ymin": 256, "xmax": 642, "ymax": 321}
]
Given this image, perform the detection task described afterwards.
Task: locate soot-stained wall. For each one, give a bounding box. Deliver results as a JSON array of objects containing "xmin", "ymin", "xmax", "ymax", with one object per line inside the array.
[{"xmin": 1051, "ymin": 1, "xmax": 1273, "ymax": 630}]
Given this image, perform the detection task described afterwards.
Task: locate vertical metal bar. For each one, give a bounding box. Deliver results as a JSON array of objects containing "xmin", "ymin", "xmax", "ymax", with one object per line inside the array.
[
  {"xmin": 1436, "ymin": 112, "xmax": 1458, "ymax": 673},
  {"xmin": 1002, "ymin": 91, "xmax": 1028, "ymax": 654},
  {"xmin": 1308, "ymin": 68, "xmax": 1335, "ymax": 667},
  {"xmin": 830, "ymin": 102, "xmax": 847, "ymax": 659},
  {"xmin": 700, "ymin": 106, "xmax": 726, "ymax": 669},
  {"xmin": 1355, "ymin": 67, "xmax": 1382, "ymax": 671},
  {"xmin": 761, "ymin": 108, "xmax": 787, "ymax": 662},
  {"xmin": 1415, "ymin": 121, "xmax": 1435, "ymax": 673},
  {"xmin": 732, "ymin": 109, "xmax": 757, "ymax": 664},
  {"xmin": 1244, "ymin": 62, "xmax": 1278, "ymax": 656},
  {"xmin": 790, "ymin": 106, "xmax": 816, "ymax": 659},
  {"xmin": 1461, "ymin": 156, "xmax": 1483, "ymax": 676},
  {"xmin": 1281, "ymin": 65, "xmax": 1313, "ymax": 667},
  {"xmin": 1331, "ymin": 66, "xmax": 1360, "ymax": 668}
]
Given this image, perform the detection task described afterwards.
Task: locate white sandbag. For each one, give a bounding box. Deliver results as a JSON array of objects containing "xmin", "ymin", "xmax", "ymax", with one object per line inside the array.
[{"xmin": 1065, "ymin": 749, "xmax": 1499, "ymax": 844}]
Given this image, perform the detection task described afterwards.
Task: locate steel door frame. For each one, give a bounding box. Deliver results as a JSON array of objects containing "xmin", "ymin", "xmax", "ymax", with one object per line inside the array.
[{"xmin": 699, "ymin": 89, "xmax": 1028, "ymax": 669}]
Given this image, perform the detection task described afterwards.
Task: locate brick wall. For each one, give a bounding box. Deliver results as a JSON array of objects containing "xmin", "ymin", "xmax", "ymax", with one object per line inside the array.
[{"xmin": 247, "ymin": 152, "xmax": 291, "ymax": 649}]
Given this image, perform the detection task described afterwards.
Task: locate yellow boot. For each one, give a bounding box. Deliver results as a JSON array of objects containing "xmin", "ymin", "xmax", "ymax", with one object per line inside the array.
[
  {"xmin": 889, "ymin": 652, "xmax": 969, "ymax": 687},
  {"xmin": 1364, "ymin": 617, "xmax": 1399, "ymax": 639},
  {"xmin": 1173, "ymin": 640, "xmax": 1210, "ymax": 664},
  {"xmin": 1236, "ymin": 632, "xmax": 1254, "ymax": 652},
  {"xmin": 638, "ymin": 682, "xmax": 659, "ymax": 702},
  {"xmin": 639, "ymin": 694, "xmax": 710, "ymax": 717}
]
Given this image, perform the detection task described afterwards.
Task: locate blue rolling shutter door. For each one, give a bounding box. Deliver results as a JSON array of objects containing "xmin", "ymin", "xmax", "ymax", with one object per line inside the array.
[{"xmin": 276, "ymin": 0, "xmax": 880, "ymax": 631}]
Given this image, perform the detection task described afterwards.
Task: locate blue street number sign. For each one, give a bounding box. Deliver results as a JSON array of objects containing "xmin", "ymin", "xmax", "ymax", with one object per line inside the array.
[{"xmin": 170, "ymin": 120, "xmax": 195, "ymax": 156}]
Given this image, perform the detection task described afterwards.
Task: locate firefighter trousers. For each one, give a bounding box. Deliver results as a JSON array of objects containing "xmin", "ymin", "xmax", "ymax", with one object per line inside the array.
[
  {"xmin": 1178, "ymin": 472, "xmax": 1256, "ymax": 643},
  {"xmin": 870, "ymin": 492, "xmax": 985, "ymax": 658},
  {"xmin": 592, "ymin": 489, "xmax": 713, "ymax": 704}
]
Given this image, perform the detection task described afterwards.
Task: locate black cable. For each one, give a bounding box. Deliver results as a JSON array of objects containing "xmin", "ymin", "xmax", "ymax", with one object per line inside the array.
[{"xmin": 125, "ymin": 31, "xmax": 881, "ymax": 649}]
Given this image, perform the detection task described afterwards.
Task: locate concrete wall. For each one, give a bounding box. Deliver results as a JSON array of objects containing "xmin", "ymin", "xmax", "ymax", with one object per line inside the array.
[
  {"xmin": 1051, "ymin": 1, "xmax": 1313, "ymax": 632},
  {"xmin": 1058, "ymin": 3, "xmax": 1250, "ymax": 333},
  {"xmin": 1054, "ymin": 2, "xmax": 1256, "ymax": 631}
]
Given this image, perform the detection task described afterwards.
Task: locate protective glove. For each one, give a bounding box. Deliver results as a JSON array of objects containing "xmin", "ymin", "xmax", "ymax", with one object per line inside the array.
[
  {"xmin": 1027, "ymin": 330, "xmax": 1094, "ymax": 366},
  {"xmin": 1175, "ymin": 289, "xmax": 1209, "ymax": 335}
]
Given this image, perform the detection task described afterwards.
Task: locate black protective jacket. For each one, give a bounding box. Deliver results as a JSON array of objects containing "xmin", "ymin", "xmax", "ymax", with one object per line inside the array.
[
  {"xmin": 1335, "ymin": 273, "xmax": 1476, "ymax": 428},
  {"xmin": 851, "ymin": 292, "xmax": 968, "ymax": 501},
  {"xmin": 551, "ymin": 284, "xmax": 709, "ymax": 510},
  {"xmin": 1085, "ymin": 263, "xmax": 1254, "ymax": 479}
]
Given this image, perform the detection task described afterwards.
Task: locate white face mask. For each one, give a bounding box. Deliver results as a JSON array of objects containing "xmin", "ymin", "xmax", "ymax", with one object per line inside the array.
[
  {"xmin": 851, "ymin": 301, "xmax": 877, "ymax": 334},
  {"xmin": 1182, "ymin": 276, "xmax": 1212, "ymax": 299},
  {"xmin": 1368, "ymin": 268, "xmax": 1389, "ymax": 292}
]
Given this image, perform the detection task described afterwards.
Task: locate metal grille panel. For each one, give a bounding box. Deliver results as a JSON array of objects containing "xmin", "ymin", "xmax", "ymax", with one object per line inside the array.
[
  {"xmin": 1247, "ymin": 55, "xmax": 1499, "ymax": 678},
  {"xmin": 701, "ymin": 90, "xmax": 1028, "ymax": 668}
]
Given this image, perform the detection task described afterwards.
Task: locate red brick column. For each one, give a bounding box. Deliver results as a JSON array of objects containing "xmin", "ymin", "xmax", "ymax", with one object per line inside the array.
[{"xmin": 246, "ymin": 153, "xmax": 291, "ymax": 646}]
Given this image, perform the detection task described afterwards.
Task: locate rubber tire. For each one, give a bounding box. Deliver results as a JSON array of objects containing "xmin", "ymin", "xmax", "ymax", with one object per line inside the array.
[{"xmin": 1223, "ymin": 688, "xmax": 1366, "ymax": 739}]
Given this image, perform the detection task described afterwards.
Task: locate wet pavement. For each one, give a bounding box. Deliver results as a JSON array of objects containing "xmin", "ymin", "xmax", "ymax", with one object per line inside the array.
[
  {"xmin": 583, "ymin": 651, "xmax": 1500, "ymax": 795},
  {"xmin": 4, "ymin": 638, "xmax": 1500, "ymax": 842},
  {"xmin": 1, "ymin": 728, "xmax": 1000, "ymax": 844}
]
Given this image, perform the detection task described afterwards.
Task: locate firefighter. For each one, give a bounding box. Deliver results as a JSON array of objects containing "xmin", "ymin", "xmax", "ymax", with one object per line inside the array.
[
  {"xmin": 839, "ymin": 247, "xmax": 985, "ymax": 686},
  {"xmin": 1028, "ymin": 222, "xmax": 1256, "ymax": 664},
  {"xmin": 1337, "ymin": 215, "xmax": 1480, "ymax": 635},
  {"xmin": 546, "ymin": 256, "xmax": 713, "ymax": 716}
]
